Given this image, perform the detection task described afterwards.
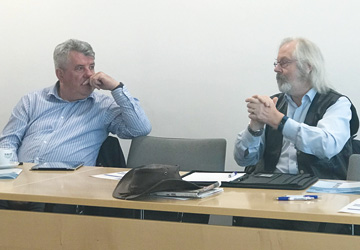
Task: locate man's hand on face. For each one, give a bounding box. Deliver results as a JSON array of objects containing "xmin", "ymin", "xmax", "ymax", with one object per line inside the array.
[{"xmin": 82, "ymin": 72, "xmax": 119, "ymax": 91}]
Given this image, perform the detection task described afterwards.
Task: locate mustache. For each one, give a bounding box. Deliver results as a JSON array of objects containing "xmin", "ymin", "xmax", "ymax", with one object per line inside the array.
[{"xmin": 276, "ymin": 73, "xmax": 287, "ymax": 83}]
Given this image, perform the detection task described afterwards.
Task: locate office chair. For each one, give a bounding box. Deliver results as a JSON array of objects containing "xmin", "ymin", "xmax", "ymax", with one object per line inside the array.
[
  {"xmin": 96, "ymin": 135, "xmax": 126, "ymax": 168},
  {"xmin": 346, "ymin": 154, "xmax": 360, "ymax": 235},
  {"xmin": 126, "ymin": 135, "xmax": 227, "ymax": 223},
  {"xmin": 347, "ymin": 154, "xmax": 360, "ymax": 181},
  {"xmin": 127, "ymin": 136, "xmax": 226, "ymax": 171}
]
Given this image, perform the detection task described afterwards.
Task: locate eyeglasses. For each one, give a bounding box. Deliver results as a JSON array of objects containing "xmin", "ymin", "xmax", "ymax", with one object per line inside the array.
[{"xmin": 274, "ymin": 59, "xmax": 297, "ymax": 68}]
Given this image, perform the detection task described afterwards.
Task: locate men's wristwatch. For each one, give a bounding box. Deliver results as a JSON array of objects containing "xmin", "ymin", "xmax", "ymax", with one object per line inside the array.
[
  {"xmin": 112, "ymin": 82, "xmax": 124, "ymax": 91},
  {"xmin": 277, "ymin": 115, "xmax": 289, "ymax": 133},
  {"xmin": 247, "ymin": 125, "xmax": 264, "ymax": 137}
]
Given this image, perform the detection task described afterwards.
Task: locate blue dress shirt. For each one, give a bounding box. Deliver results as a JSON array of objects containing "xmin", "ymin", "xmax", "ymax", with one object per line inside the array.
[
  {"xmin": 0, "ymin": 83, "xmax": 151, "ymax": 166},
  {"xmin": 234, "ymin": 88, "xmax": 352, "ymax": 174}
]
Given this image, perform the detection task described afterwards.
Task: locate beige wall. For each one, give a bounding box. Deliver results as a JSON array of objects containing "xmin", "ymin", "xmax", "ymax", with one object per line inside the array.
[{"xmin": 1, "ymin": 0, "xmax": 360, "ymax": 170}]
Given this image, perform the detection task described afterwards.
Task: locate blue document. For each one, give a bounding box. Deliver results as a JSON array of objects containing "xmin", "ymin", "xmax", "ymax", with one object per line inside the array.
[
  {"xmin": 0, "ymin": 168, "xmax": 22, "ymax": 179},
  {"xmin": 307, "ymin": 180, "xmax": 360, "ymax": 194}
]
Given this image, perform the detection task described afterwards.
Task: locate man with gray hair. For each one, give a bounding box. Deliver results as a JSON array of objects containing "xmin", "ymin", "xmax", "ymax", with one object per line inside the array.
[
  {"xmin": 234, "ymin": 37, "xmax": 358, "ymax": 180},
  {"xmin": 233, "ymin": 37, "xmax": 358, "ymax": 232},
  {"xmin": 0, "ymin": 39, "xmax": 151, "ymax": 211}
]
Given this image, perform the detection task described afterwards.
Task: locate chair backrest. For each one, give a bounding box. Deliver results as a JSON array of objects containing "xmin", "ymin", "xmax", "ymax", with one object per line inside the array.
[
  {"xmin": 347, "ymin": 154, "xmax": 360, "ymax": 181},
  {"xmin": 353, "ymin": 139, "xmax": 360, "ymax": 154},
  {"xmin": 96, "ymin": 136, "xmax": 126, "ymax": 168},
  {"xmin": 127, "ymin": 136, "xmax": 226, "ymax": 171}
]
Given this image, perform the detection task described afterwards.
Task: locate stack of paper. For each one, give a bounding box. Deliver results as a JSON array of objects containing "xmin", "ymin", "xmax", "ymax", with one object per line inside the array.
[
  {"xmin": 0, "ymin": 168, "xmax": 22, "ymax": 179},
  {"xmin": 182, "ymin": 172, "xmax": 245, "ymax": 182},
  {"xmin": 151, "ymin": 181, "xmax": 223, "ymax": 198}
]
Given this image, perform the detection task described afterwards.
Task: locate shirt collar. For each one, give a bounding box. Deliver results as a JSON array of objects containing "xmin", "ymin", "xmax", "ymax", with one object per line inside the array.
[
  {"xmin": 47, "ymin": 81, "xmax": 95, "ymax": 102},
  {"xmin": 284, "ymin": 88, "xmax": 317, "ymax": 106}
]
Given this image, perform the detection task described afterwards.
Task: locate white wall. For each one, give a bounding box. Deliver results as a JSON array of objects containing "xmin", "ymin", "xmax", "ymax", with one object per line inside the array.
[{"xmin": 1, "ymin": 0, "xmax": 360, "ymax": 170}]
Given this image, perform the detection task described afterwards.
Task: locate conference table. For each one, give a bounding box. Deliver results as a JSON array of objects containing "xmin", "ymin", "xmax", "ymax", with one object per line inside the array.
[{"xmin": 1, "ymin": 164, "xmax": 360, "ymax": 250}]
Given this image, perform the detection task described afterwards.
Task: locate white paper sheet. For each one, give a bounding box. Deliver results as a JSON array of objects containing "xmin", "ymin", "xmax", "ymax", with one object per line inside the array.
[
  {"xmin": 182, "ymin": 172, "xmax": 245, "ymax": 182},
  {"xmin": 339, "ymin": 198, "xmax": 360, "ymax": 214},
  {"xmin": 91, "ymin": 171, "xmax": 128, "ymax": 181}
]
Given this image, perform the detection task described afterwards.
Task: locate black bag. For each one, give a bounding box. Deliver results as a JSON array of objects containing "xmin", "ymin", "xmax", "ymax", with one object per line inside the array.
[{"xmin": 221, "ymin": 173, "xmax": 318, "ymax": 190}]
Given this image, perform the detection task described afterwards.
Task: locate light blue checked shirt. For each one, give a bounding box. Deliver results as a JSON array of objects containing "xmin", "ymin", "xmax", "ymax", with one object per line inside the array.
[{"xmin": 0, "ymin": 82, "xmax": 151, "ymax": 166}]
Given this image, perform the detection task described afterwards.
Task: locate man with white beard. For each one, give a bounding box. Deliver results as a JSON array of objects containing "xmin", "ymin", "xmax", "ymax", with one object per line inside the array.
[{"xmin": 234, "ymin": 37, "xmax": 358, "ymax": 180}]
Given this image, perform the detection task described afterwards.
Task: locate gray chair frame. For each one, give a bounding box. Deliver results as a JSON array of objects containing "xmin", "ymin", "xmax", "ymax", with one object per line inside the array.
[{"xmin": 127, "ymin": 135, "xmax": 227, "ymax": 171}]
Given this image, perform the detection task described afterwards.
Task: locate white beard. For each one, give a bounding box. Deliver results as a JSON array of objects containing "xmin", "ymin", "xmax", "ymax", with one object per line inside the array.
[{"xmin": 276, "ymin": 74, "xmax": 292, "ymax": 94}]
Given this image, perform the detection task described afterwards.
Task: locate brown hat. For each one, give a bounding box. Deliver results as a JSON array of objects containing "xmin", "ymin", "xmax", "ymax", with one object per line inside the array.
[{"xmin": 113, "ymin": 164, "xmax": 201, "ymax": 200}]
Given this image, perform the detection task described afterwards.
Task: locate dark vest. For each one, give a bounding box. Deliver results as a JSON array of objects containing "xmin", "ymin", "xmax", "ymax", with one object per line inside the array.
[{"xmin": 262, "ymin": 90, "xmax": 359, "ymax": 180}]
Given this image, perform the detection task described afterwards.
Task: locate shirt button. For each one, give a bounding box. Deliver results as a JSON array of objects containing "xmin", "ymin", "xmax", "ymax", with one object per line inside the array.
[
  {"xmin": 300, "ymin": 170, "xmax": 304, "ymax": 174},
  {"xmin": 43, "ymin": 141, "xmax": 47, "ymax": 144}
]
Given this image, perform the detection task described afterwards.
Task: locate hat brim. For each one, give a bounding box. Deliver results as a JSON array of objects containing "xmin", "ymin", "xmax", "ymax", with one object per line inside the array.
[{"xmin": 113, "ymin": 178, "xmax": 200, "ymax": 200}]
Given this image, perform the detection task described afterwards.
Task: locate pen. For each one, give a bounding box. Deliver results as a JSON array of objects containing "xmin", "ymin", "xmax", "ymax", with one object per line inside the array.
[
  {"xmin": 199, "ymin": 181, "xmax": 221, "ymax": 192},
  {"xmin": 228, "ymin": 172, "xmax": 238, "ymax": 178},
  {"xmin": 277, "ymin": 196, "xmax": 315, "ymax": 201},
  {"xmin": 285, "ymin": 195, "xmax": 319, "ymax": 199},
  {"xmin": 304, "ymin": 195, "xmax": 319, "ymax": 199}
]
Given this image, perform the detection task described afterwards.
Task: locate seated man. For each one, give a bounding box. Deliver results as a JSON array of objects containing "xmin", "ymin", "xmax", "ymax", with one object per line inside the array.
[
  {"xmin": 233, "ymin": 37, "xmax": 358, "ymax": 233},
  {"xmin": 0, "ymin": 39, "xmax": 151, "ymax": 211}
]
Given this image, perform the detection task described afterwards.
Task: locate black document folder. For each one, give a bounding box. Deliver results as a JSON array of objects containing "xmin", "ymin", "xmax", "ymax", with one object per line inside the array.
[
  {"xmin": 221, "ymin": 173, "xmax": 319, "ymax": 190},
  {"xmin": 182, "ymin": 171, "xmax": 318, "ymax": 190}
]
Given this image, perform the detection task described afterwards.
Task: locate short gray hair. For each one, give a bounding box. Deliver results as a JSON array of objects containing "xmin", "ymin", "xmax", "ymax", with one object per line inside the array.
[
  {"xmin": 280, "ymin": 37, "xmax": 331, "ymax": 94},
  {"xmin": 53, "ymin": 39, "xmax": 95, "ymax": 69}
]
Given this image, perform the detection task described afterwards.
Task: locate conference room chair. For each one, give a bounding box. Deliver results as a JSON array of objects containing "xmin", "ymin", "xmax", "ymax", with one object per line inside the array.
[
  {"xmin": 126, "ymin": 135, "xmax": 227, "ymax": 223},
  {"xmin": 95, "ymin": 135, "xmax": 126, "ymax": 168},
  {"xmin": 127, "ymin": 135, "xmax": 226, "ymax": 171},
  {"xmin": 346, "ymin": 154, "xmax": 360, "ymax": 235},
  {"xmin": 347, "ymin": 154, "xmax": 360, "ymax": 181}
]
